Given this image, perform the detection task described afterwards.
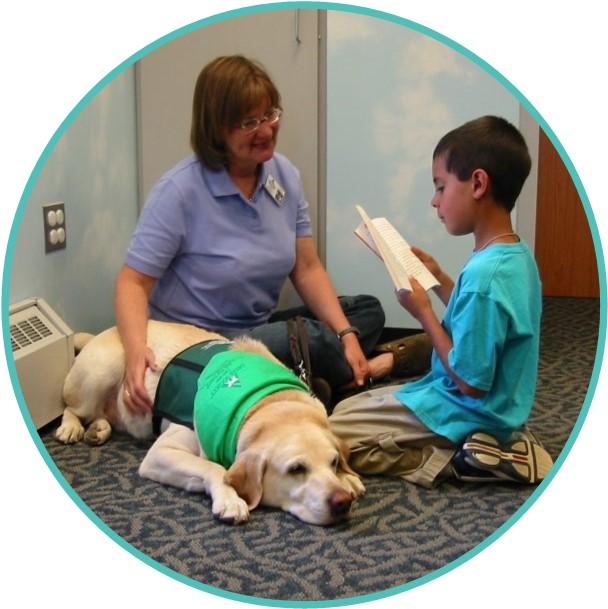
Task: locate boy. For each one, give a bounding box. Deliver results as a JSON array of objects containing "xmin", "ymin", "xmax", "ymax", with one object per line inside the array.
[{"xmin": 329, "ymin": 116, "xmax": 553, "ymax": 488}]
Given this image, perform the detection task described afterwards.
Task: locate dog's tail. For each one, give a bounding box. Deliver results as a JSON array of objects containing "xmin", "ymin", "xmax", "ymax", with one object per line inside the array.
[{"xmin": 73, "ymin": 332, "xmax": 95, "ymax": 355}]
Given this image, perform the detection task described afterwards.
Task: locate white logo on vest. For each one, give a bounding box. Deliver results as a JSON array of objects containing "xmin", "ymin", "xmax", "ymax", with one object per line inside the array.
[{"xmin": 224, "ymin": 375, "xmax": 241, "ymax": 388}]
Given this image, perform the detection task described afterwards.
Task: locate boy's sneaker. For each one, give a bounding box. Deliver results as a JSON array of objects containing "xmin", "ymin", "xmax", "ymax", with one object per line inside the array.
[{"xmin": 452, "ymin": 430, "xmax": 553, "ymax": 484}]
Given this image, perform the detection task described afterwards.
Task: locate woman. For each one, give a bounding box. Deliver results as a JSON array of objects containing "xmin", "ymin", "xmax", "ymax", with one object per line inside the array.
[{"xmin": 115, "ymin": 55, "xmax": 396, "ymax": 414}]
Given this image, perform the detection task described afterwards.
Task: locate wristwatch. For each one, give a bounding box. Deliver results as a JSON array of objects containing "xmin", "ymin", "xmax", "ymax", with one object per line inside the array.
[{"xmin": 336, "ymin": 326, "xmax": 360, "ymax": 340}]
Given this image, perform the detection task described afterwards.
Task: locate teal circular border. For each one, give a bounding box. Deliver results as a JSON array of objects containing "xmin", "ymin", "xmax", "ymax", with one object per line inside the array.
[{"xmin": 2, "ymin": 2, "xmax": 605, "ymax": 607}]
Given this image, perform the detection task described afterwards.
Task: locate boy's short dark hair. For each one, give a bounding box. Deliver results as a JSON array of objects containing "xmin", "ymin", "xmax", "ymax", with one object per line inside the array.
[{"xmin": 433, "ymin": 116, "xmax": 532, "ymax": 211}]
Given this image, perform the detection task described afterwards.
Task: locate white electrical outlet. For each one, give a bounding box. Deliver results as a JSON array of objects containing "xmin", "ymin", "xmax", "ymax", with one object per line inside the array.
[{"xmin": 43, "ymin": 202, "xmax": 67, "ymax": 252}]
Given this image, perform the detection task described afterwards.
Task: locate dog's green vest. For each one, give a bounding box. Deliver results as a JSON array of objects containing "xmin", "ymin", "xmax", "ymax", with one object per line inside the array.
[
  {"xmin": 194, "ymin": 351, "xmax": 309, "ymax": 467},
  {"xmin": 152, "ymin": 340, "xmax": 234, "ymax": 434},
  {"xmin": 153, "ymin": 341, "xmax": 309, "ymax": 468}
]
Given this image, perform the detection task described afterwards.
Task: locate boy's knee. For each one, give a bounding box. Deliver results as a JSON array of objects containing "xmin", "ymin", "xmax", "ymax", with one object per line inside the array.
[{"xmin": 347, "ymin": 443, "xmax": 426, "ymax": 478}]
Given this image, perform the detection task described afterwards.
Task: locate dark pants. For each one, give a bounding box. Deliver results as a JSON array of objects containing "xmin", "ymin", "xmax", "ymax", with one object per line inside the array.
[{"xmin": 222, "ymin": 295, "xmax": 385, "ymax": 389}]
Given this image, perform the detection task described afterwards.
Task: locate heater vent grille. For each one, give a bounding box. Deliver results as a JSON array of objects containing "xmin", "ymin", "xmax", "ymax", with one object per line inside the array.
[{"xmin": 11, "ymin": 315, "xmax": 54, "ymax": 352}]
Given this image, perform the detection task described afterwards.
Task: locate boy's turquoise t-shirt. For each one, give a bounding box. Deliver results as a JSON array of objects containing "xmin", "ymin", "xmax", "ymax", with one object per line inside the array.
[
  {"xmin": 395, "ymin": 241, "xmax": 542, "ymax": 443},
  {"xmin": 194, "ymin": 351, "xmax": 309, "ymax": 467}
]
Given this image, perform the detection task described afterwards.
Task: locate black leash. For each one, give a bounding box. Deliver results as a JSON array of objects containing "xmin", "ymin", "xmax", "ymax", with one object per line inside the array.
[{"xmin": 287, "ymin": 316, "xmax": 312, "ymax": 390}]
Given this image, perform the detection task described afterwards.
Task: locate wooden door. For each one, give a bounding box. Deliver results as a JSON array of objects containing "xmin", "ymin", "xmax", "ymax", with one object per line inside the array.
[{"xmin": 534, "ymin": 129, "xmax": 599, "ymax": 297}]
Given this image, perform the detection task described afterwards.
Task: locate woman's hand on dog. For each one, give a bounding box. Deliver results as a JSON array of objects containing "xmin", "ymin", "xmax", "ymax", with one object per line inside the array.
[{"xmin": 123, "ymin": 346, "xmax": 158, "ymax": 415}]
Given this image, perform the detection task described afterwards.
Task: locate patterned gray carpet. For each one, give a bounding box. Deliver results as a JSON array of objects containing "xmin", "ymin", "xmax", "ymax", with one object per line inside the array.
[{"xmin": 38, "ymin": 297, "xmax": 601, "ymax": 603}]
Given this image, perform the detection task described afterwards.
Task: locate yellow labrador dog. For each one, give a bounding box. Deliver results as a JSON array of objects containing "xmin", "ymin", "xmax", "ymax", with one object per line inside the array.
[{"xmin": 55, "ymin": 321, "xmax": 365, "ymax": 526}]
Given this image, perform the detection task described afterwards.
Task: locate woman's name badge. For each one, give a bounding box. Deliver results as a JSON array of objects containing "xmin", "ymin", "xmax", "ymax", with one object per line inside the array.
[{"xmin": 264, "ymin": 175, "xmax": 286, "ymax": 206}]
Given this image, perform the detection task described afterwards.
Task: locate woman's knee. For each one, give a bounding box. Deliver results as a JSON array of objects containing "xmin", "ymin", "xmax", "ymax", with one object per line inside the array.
[{"xmin": 341, "ymin": 294, "xmax": 384, "ymax": 320}]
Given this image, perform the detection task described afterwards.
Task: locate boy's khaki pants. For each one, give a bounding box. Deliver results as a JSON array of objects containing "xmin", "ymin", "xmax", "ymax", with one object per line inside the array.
[{"xmin": 329, "ymin": 386, "xmax": 457, "ymax": 489}]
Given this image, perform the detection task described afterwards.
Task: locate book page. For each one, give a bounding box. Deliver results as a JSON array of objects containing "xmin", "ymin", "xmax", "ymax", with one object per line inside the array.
[
  {"xmin": 372, "ymin": 218, "xmax": 439, "ymax": 291},
  {"xmin": 355, "ymin": 206, "xmax": 407, "ymax": 289},
  {"xmin": 355, "ymin": 205, "xmax": 439, "ymax": 292},
  {"xmin": 354, "ymin": 222, "xmax": 382, "ymax": 258}
]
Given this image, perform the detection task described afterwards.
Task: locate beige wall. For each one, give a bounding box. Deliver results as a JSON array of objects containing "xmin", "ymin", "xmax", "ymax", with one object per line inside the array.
[{"xmin": 136, "ymin": 9, "xmax": 323, "ymax": 238}]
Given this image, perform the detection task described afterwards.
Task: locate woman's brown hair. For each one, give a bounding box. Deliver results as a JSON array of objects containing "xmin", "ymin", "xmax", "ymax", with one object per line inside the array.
[{"xmin": 190, "ymin": 55, "xmax": 282, "ymax": 169}]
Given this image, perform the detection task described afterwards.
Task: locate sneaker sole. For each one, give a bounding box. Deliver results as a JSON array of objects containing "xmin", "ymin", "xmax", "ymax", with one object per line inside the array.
[{"xmin": 461, "ymin": 431, "xmax": 553, "ymax": 484}]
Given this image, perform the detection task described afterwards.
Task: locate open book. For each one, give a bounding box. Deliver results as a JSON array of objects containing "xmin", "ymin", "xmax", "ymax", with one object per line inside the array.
[{"xmin": 355, "ymin": 205, "xmax": 439, "ymax": 292}]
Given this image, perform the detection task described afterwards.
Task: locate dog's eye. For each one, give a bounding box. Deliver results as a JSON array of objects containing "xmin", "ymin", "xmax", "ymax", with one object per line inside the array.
[
  {"xmin": 287, "ymin": 463, "xmax": 307, "ymax": 476},
  {"xmin": 331, "ymin": 456, "xmax": 339, "ymax": 471}
]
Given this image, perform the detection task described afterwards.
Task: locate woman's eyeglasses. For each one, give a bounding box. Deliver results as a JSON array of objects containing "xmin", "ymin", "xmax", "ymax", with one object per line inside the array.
[{"xmin": 239, "ymin": 108, "xmax": 282, "ymax": 134}]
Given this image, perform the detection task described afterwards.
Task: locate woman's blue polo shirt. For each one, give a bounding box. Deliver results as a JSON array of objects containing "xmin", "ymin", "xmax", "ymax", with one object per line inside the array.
[{"xmin": 125, "ymin": 153, "xmax": 312, "ymax": 331}]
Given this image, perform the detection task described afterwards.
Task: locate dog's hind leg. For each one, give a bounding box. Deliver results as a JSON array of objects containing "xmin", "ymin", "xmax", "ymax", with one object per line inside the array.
[
  {"xmin": 56, "ymin": 375, "xmax": 113, "ymax": 444},
  {"xmin": 139, "ymin": 423, "xmax": 250, "ymax": 524},
  {"xmin": 56, "ymin": 328, "xmax": 124, "ymax": 445},
  {"xmin": 82, "ymin": 417, "xmax": 113, "ymax": 446},
  {"xmin": 55, "ymin": 408, "xmax": 86, "ymax": 444}
]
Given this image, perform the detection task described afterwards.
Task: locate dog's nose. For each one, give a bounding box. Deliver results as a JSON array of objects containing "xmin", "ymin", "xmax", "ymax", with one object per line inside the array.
[{"xmin": 329, "ymin": 490, "xmax": 353, "ymax": 518}]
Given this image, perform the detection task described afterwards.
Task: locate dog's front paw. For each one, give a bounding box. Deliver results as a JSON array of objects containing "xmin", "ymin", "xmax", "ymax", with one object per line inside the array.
[
  {"xmin": 211, "ymin": 489, "xmax": 250, "ymax": 524},
  {"xmin": 55, "ymin": 420, "xmax": 85, "ymax": 444},
  {"xmin": 341, "ymin": 473, "xmax": 366, "ymax": 498}
]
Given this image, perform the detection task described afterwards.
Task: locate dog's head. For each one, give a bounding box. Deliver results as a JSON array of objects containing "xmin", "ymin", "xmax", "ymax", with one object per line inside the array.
[{"xmin": 224, "ymin": 398, "xmax": 365, "ymax": 526}]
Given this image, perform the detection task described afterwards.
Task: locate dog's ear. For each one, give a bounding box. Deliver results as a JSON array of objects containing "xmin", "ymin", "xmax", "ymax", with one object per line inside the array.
[{"xmin": 225, "ymin": 450, "xmax": 266, "ymax": 509}]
